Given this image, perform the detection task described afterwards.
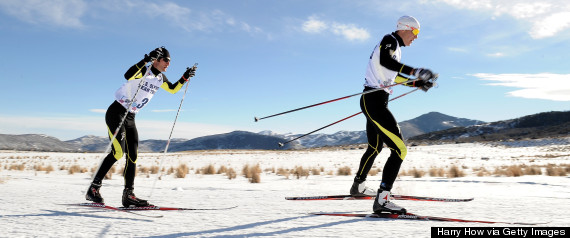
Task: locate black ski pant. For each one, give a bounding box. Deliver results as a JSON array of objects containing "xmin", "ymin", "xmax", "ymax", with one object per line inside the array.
[
  {"xmin": 93, "ymin": 101, "xmax": 139, "ymax": 189},
  {"xmin": 355, "ymin": 87, "xmax": 407, "ymax": 191}
]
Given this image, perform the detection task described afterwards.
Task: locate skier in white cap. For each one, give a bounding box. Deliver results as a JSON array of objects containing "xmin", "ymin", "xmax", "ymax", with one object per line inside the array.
[{"xmin": 350, "ymin": 15, "xmax": 438, "ymax": 214}]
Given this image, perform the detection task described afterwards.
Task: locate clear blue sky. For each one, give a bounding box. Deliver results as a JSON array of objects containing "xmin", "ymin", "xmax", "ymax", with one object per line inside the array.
[{"xmin": 0, "ymin": 0, "xmax": 569, "ymax": 140}]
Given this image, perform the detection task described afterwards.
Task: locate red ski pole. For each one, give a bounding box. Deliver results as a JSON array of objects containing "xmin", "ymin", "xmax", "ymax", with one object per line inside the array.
[
  {"xmin": 255, "ymin": 79, "xmax": 421, "ymax": 122},
  {"xmin": 278, "ymin": 88, "xmax": 420, "ymax": 147}
]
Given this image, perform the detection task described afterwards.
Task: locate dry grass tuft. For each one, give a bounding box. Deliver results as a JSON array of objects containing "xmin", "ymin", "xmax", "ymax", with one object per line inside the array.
[
  {"xmin": 369, "ymin": 168, "xmax": 381, "ymax": 176},
  {"xmin": 276, "ymin": 167, "xmax": 290, "ymax": 179},
  {"xmin": 175, "ymin": 164, "xmax": 189, "ymax": 178},
  {"xmin": 217, "ymin": 165, "xmax": 228, "ymax": 174},
  {"xmin": 429, "ymin": 167, "xmax": 445, "ymax": 177},
  {"xmin": 310, "ymin": 167, "xmax": 321, "ymax": 176},
  {"xmin": 9, "ymin": 164, "xmax": 26, "ymax": 171},
  {"xmin": 336, "ymin": 166, "xmax": 351, "ymax": 176},
  {"xmin": 410, "ymin": 167, "xmax": 425, "ymax": 178},
  {"xmin": 293, "ymin": 166, "xmax": 310, "ymax": 179},
  {"xmin": 34, "ymin": 164, "xmax": 54, "ymax": 174},
  {"xmin": 201, "ymin": 164, "xmax": 216, "ymax": 175},
  {"xmin": 68, "ymin": 165, "xmax": 83, "ymax": 174},
  {"xmin": 226, "ymin": 167, "xmax": 237, "ymax": 180},
  {"xmin": 243, "ymin": 164, "xmax": 262, "ymax": 183},
  {"xmin": 546, "ymin": 164, "xmax": 567, "ymax": 176},
  {"xmin": 447, "ymin": 165, "xmax": 465, "ymax": 178}
]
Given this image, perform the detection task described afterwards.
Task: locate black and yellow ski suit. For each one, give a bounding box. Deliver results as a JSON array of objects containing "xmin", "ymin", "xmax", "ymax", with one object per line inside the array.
[
  {"xmin": 92, "ymin": 58, "xmax": 186, "ymax": 189},
  {"xmin": 355, "ymin": 32, "xmax": 421, "ymax": 191}
]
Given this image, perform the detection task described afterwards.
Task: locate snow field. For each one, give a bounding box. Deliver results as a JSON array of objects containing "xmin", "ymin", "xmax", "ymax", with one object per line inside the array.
[{"xmin": 0, "ymin": 142, "xmax": 569, "ymax": 237}]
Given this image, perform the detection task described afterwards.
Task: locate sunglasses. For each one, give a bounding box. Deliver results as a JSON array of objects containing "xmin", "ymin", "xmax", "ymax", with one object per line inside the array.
[
  {"xmin": 160, "ymin": 57, "xmax": 171, "ymax": 63},
  {"xmin": 410, "ymin": 26, "xmax": 420, "ymax": 36}
]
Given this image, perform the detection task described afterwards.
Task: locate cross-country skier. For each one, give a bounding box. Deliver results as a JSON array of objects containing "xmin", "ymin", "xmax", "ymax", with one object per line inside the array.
[
  {"xmin": 349, "ymin": 16, "xmax": 437, "ymax": 214},
  {"xmin": 86, "ymin": 47, "xmax": 197, "ymax": 207}
]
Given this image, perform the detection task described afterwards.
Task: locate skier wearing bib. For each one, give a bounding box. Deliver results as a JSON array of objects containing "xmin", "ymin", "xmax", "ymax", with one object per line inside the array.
[
  {"xmin": 86, "ymin": 47, "xmax": 197, "ymax": 207},
  {"xmin": 349, "ymin": 16, "xmax": 437, "ymax": 214}
]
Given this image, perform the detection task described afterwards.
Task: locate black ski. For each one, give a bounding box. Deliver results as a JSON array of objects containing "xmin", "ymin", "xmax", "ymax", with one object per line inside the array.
[
  {"xmin": 117, "ymin": 205, "xmax": 238, "ymax": 211},
  {"xmin": 286, "ymin": 194, "xmax": 473, "ymax": 202},
  {"xmin": 62, "ymin": 203, "xmax": 163, "ymax": 218},
  {"xmin": 62, "ymin": 202, "xmax": 236, "ymax": 213},
  {"xmin": 312, "ymin": 212, "xmax": 546, "ymax": 225}
]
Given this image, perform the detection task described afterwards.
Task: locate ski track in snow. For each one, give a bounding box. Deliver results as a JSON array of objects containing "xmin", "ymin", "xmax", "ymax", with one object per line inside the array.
[{"xmin": 0, "ymin": 142, "xmax": 569, "ymax": 237}]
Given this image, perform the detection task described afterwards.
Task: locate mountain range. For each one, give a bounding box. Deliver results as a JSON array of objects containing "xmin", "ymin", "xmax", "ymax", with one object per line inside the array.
[
  {"xmin": 410, "ymin": 111, "xmax": 570, "ymax": 143},
  {"xmin": 1, "ymin": 111, "xmax": 568, "ymax": 152}
]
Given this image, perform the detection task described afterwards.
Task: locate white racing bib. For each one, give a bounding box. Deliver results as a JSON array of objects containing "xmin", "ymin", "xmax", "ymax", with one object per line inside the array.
[
  {"xmin": 364, "ymin": 34, "xmax": 401, "ymax": 94},
  {"xmin": 114, "ymin": 65, "xmax": 163, "ymax": 114}
]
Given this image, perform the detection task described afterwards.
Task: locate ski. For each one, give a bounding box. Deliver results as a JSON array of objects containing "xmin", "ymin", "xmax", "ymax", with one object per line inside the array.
[
  {"xmin": 285, "ymin": 194, "xmax": 473, "ymax": 202},
  {"xmin": 62, "ymin": 203, "xmax": 163, "ymax": 218},
  {"xmin": 312, "ymin": 212, "xmax": 545, "ymax": 225},
  {"xmin": 117, "ymin": 205, "xmax": 238, "ymax": 211},
  {"xmin": 62, "ymin": 203, "xmax": 236, "ymax": 212}
]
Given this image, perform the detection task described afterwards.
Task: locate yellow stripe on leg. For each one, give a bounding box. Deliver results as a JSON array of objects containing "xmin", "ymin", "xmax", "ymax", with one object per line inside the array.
[
  {"xmin": 362, "ymin": 96, "xmax": 407, "ymax": 160},
  {"xmin": 107, "ymin": 127, "xmax": 124, "ymax": 160}
]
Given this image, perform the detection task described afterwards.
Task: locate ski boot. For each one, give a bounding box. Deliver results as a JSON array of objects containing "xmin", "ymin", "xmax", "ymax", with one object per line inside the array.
[
  {"xmin": 373, "ymin": 189, "xmax": 407, "ymax": 214},
  {"xmin": 350, "ymin": 179, "xmax": 376, "ymax": 196},
  {"xmin": 122, "ymin": 188, "xmax": 152, "ymax": 207},
  {"xmin": 86, "ymin": 182, "xmax": 104, "ymax": 203}
]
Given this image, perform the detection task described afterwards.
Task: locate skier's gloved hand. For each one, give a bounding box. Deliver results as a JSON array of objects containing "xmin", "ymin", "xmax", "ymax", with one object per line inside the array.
[
  {"xmin": 147, "ymin": 48, "xmax": 164, "ymax": 61},
  {"xmin": 415, "ymin": 80, "xmax": 434, "ymax": 92},
  {"xmin": 182, "ymin": 65, "xmax": 197, "ymax": 81},
  {"xmin": 413, "ymin": 68, "xmax": 434, "ymax": 82}
]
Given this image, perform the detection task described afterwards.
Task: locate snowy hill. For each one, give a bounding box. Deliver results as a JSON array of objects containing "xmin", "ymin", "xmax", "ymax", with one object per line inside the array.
[
  {"xmin": 411, "ymin": 111, "xmax": 570, "ymax": 143},
  {"xmin": 399, "ymin": 112, "xmax": 485, "ymax": 138},
  {"xmin": 0, "ymin": 134, "xmax": 78, "ymax": 152},
  {"xmin": 166, "ymin": 131, "xmax": 300, "ymax": 151},
  {"xmin": 66, "ymin": 135, "xmax": 109, "ymax": 152}
]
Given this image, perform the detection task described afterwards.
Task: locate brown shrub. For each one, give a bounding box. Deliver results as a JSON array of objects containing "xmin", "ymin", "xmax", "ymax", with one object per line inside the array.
[
  {"xmin": 475, "ymin": 167, "xmax": 490, "ymax": 177},
  {"xmin": 337, "ymin": 166, "xmax": 351, "ymax": 176},
  {"xmin": 293, "ymin": 166, "xmax": 310, "ymax": 179},
  {"xmin": 9, "ymin": 164, "xmax": 26, "ymax": 171},
  {"xmin": 68, "ymin": 165, "xmax": 82, "ymax": 174},
  {"xmin": 201, "ymin": 164, "xmax": 216, "ymax": 175},
  {"xmin": 506, "ymin": 165, "xmax": 523, "ymax": 177},
  {"xmin": 447, "ymin": 165, "xmax": 465, "ymax": 178},
  {"xmin": 175, "ymin": 164, "xmax": 189, "ymax": 178},
  {"xmin": 149, "ymin": 165, "xmax": 159, "ymax": 174},
  {"xmin": 250, "ymin": 171, "xmax": 261, "ymax": 183},
  {"xmin": 242, "ymin": 164, "xmax": 261, "ymax": 178},
  {"xmin": 311, "ymin": 167, "xmax": 321, "ymax": 176},
  {"xmin": 276, "ymin": 167, "xmax": 290, "ymax": 179},
  {"xmin": 546, "ymin": 164, "xmax": 567, "ymax": 176},
  {"xmin": 139, "ymin": 166, "xmax": 150, "ymax": 174},
  {"xmin": 226, "ymin": 168, "xmax": 237, "ymax": 180},
  {"xmin": 523, "ymin": 166, "xmax": 542, "ymax": 175},
  {"xmin": 217, "ymin": 165, "xmax": 228, "ymax": 174},
  {"xmin": 242, "ymin": 164, "xmax": 261, "ymax": 183},
  {"xmin": 369, "ymin": 168, "xmax": 381, "ymax": 176},
  {"xmin": 410, "ymin": 168, "xmax": 425, "ymax": 178},
  {"xmin": 429, "ymin": 167, "xmax": 445, "ymax": 177}
]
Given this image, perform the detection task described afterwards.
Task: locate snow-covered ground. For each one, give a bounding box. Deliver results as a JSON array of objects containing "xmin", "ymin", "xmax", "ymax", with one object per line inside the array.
[{"xmin": 1, "ymin": 141, "xmax": 569, "ymax": 237}]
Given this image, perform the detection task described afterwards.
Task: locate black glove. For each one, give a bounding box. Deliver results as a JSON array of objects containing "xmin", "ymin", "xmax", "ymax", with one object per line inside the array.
[
  {"xmin": 415, "ymin": 80, "xmax": 434, "ymax": 92},
  {"xmin": 182, "ymin": 65, "xmax": 197, "ymax": 81},
  {"xmin": 144, "ymin": 48, "xmax": 164, "ymax": 62},
  {"xmin": 413, "ymin": 68, "xmax": 434, "ymax": 82}
]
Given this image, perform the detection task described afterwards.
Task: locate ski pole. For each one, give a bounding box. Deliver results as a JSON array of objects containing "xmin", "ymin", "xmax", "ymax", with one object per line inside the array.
[
  {"xmin": 278, "ymin": 88, "xmax": 420, "ymax": 147},
  {"xmin": 278, "ymin": 112, "xmax": 361, "ymax": 147},
  {"xmin": 254, "ymin": 78, "xmax": 421, "ymax": 122},
  {"xmin": 163, "ymin": 63, "xmax": 197, "ymax": 154},
  {"xmin": 149, "ymin": 63, "xmax": 197, "ymax": 198}
]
